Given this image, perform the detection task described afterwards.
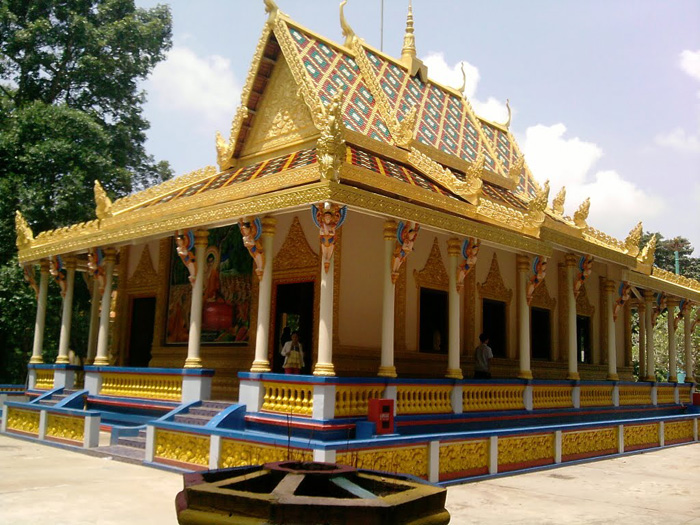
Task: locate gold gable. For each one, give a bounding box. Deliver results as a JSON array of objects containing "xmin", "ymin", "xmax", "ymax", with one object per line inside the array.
[{"xmin": 240, "ymin": 56, "xmax": 318, "ymax": 159}]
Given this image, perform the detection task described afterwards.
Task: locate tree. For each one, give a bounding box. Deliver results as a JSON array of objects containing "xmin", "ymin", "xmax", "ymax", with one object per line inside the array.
[
  {"xmin": 642, "ymin": 231, "xmax": 700, "ymax": 280},
  {"xmin": 0, "ymin": 0, "xmax": 173, "ymax": 382}
]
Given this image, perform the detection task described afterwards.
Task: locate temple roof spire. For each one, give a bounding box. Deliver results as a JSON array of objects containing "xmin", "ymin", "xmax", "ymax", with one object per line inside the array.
[{"xmin": 400, "ymin": 1, "xmax": 427, "ymax": 81}]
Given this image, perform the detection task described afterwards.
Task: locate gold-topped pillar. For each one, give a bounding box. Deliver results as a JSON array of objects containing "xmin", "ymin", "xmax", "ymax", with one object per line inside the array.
[
  {"xmin": 250, "ymin": 217, "xmax": 277, "ymax": 373},
  {"xmin": 684, "ymin": 305, "xmax": 695, "ymax": 383},
  {"xmin": 86, "ymin": 276, "xmax": 101, "ymax": 365},
  {"xmin": 516, "ymin": 254, "xmax": 532, "ymax": 379},
  {"xmin": 644, "ymin": 290, "xmax": 655, "ymax": 381},
  {"xmin": 604, "ymin": 280, "xmax": 618, "ymax": 381},
  {"xmin": 184, "ymin": 230, "xmax": 210, "ymax": 369},
  {"xmin": 29, "ymin": 260, "xmax": 50, "ymax": 364},
  {"xmin": 93, "ymin": 249, "xmax": 117, "ymax": 366},
  {"xmin": 565, "ymin": 254, "xmax": 580, "ymax": 380},
  {"xmin": 55, "ymin": 256, "xmax": 77, "ymax": 364},
  {"xmin": 314, "ymin": 252, "xmax": 335, "ymax": 377},
  {"xmin": 379, "ymin": 220, "xmax": 398, "ymax": 378},
  {"xmin": 638, "ymin": 303, "xmax": 646, "ymax": 379},
  {"xmin": 446, "ymin": 238, "xmax": 463, "ymax": 379},
  {"xmin": 666, "ymin": 298, "xmax": 679, "ymax": 382}
]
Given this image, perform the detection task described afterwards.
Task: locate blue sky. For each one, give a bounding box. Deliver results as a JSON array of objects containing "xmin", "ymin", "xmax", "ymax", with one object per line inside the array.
[{"xmin": 136, "ymin": 0, "xmax": 700, "ymax": 252}]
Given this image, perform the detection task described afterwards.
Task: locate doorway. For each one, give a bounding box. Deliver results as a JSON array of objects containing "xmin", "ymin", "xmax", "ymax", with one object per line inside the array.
[
  {"xmin": 577, "ymin": 315, "xmax": 592, "ymax": 364},
  {"xmin": 272, "ymin": 281, "xmax": 314, "ymax": 374},
  {"xmin": 128, "ymin": 297, "xmax": 156, "ymax": 367},
  {"xmin": 482, "ymin": 298, "xmax": 507, "ymax": 358}
]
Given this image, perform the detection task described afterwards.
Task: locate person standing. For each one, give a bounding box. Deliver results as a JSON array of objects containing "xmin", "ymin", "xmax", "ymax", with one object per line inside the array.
[
  {"xmin": 281, "ymin": 331, "xmax": 304, "ymax": 374},
  {"xmin": 474, "ymin": 333, "xmax": 493, "ymax": 379}
]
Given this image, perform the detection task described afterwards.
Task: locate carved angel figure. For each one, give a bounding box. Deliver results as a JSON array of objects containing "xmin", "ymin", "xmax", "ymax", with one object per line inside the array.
[
  {"xmin": 456, "ymin": 237, "xmax": 480, "ymax": 292},
  {"xmin": 239, "ymin": 217, "xmax": 265, "ymax": 281},
  {"xmin": 574, "ymin": 254, "xmax": 594, "ymax": 298},
  {"xmin": 613, "ymin": 282, "xmax": 631, "ymax": 322},
  {"xmin": 312, "ymin": 202, "xmax": 347, "ymax": 273},
  {"xmin": 87, "ymin": 248, "xmax": 106, "ymax": 295},
  {"xmin": 175, "ymin": 231, "xmax": 197, "ymax": 285},
  {"xmin": 651, "ymin": 293, "xmax": 667, "ymax": 326},
  {"xmin": 527, "ymin": 256, "xmax": 547, "ymax": 304},
  {"xmin": 392, "ymin": 221, "xmax": 420, "ymax": 283},
  {"xmin": 49, "ymin": 256, "xmax": 67, "ymax": 298},
  {"xmin": 23, "ymin": 264, "xmax": 39, "ymax": 300}
]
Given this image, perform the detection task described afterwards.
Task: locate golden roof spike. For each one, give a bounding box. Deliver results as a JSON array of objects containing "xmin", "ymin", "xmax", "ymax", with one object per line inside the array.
[
  {"xmin": 457, "ymin": 62, "xmax": 466, "ymax": 97},
  {"xmin": 339, "ymin": 1, "xmax": 356, "ymax": 46},
  {"xmin": 94, "ymin": 179, "xmax": 113, "ymax": 220},
  {"xmin": 263, "ymin": 0, "xmax": 279, "ymax": 24},
  {"xmin": 502, "ymin": 99, "xmax": 512, "ymax": 129},
  {"xmin": 15, "ymin": 210, "xmax": 34, "ymax": 249},
  {"xmin": 400, "ymin": 1, "xmax": 427, "ymax": 81}
]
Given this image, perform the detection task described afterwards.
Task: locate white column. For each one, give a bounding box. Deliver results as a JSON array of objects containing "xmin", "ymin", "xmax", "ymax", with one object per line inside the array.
[
  {"xmin": 446, "ymin": 238, "xmax": 462, "ymax": 379},
  {"xmin": 29, "ymin": 261, "xmax": 50, "ymax": 364},
  {"xmin": 184, "ymin": 230, "xmax": 209, "ymax": 369},
  {"xmin": 314, "ymin": 258, "xmax": 335, "ymax": 376},
  {"xmin": 93, "ymin": 249, "xmax": 117, "ymax": 366},
  {"xmin": 86, "ymin": 278, "xmax": 101, "ymax": 365},
  {"xmin": 667, "ymin": 299, "xmax": 678, "ymax": 382},
  {"xmin": 516, "ymin": 255, "xmax": 532, "ymax": 379},
  {"xmin": 565, "ymin": 254, "xmax": 579, "ymax": 380},
  {"xmin": 644, "ymin": 290, "xmax": 655, "ymax": 382},
  {"xmin": 638, "ymin": 304, "xmax": 646, "ymax": 379},
  {"xmin": 55, "ymin": 257, "xmax": 77, "ymax": 364},
  {"xmin": 685, "ymin": 306, "xmax": 695, "ymax": 383},
  {"xmin": 605, "ymin": 280, "xmax": 618, "ymax": 381},
  {"xmin": 379, "ymin": 220, "xmax": 397, "ymax": 378},
  {"xmin": 250, "ymin": 217, "xmax": 276, "ymax": 373}
]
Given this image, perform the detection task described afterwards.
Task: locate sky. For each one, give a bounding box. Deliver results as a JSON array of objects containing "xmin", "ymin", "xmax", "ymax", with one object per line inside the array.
[{"xmin": 135, "ymin": 0, "xmax": 700, "ymax": 252}]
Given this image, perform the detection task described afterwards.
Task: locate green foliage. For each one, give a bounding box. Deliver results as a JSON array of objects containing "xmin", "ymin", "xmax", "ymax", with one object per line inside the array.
[
  {"xmin": 0, "ymin": 0, "xmax": 173, "ymax": 383},
  {"xmin": 642, "ymin": 231, "xmax": 700, "ymax": 280}
]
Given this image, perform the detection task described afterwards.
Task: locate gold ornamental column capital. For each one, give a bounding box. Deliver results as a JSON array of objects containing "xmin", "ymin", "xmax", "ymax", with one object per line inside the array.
[
  {"xmin": 603, "ymin": 279, "xmax": 617, "ymax": 294},
  {"xmin": 666, "ymin": 297, "xmax": 680, "ymax": 308},
  {"xmin": 39, "ymin": 259, "xmax": 50, "ymax": 274},
  {"xmin": 516, "ymin": 254, "xmax": 530, "ymax": 272},
  {"xmin": 643, "ymin": 289, "xmax": 655, "ymax": 302},
  {"xmin": 261, "ymin": 216, "xmax": 277, "ymax": 236},
  {"xmin": 194, "ymin": 229, "xmax": 210, "ymax": 247},
  {"xmin": 447, "ymin": 237, "xmax": 461, "ymax": 257},
  {"xmin": 63, "ymin": 255, "xmax": 78, "ymax": 270},
  {"xmin": 565, "ymin": 253, "xmax": 578, "ymax": 267},
  {"xmin": 103, "ymin": 247, "xmax": 117, "ymax": 263},
  {"xmin": 383, "ymin": 219, "xmax": 398, "ymax": 240}
]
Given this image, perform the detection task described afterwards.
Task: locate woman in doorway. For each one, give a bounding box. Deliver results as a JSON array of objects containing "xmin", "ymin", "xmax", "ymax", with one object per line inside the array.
[{"xmin": 280, "ymin": 331, "xmax": 304, "ymax": 374}]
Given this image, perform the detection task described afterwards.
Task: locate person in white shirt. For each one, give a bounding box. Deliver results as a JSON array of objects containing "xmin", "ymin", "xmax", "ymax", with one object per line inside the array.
[
  {"xmin": 281, "ymin": 331, "xmax": 304, "ymax": 374},
  {"xmin": 474, "ymin": 333, "xmax": 493, "ymax": 379}
]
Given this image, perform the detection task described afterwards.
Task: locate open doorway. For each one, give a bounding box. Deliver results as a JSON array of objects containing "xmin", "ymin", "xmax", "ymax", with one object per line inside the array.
[
  {"xmin": 128, "ymin": 296, "xmax": 156, "ymax": 367},
  {"xmin": 272, "ymin": 281, "xmax": 314, "ymax": 374}
]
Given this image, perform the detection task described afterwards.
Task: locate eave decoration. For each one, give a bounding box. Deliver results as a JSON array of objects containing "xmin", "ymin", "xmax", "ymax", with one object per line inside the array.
[
  {"xmin": 574, "ymin": 254, "xmax": 594, "ymax": 298},
  {"xmin": 22, "ymin": 263, "xmax": 39, "ymax": 300},
  {"xmin": 551, "ymin": 187, "xmax": 566, "ymax": 216},
  {"xmin": 312, "ymin": 202, "xmax": 347, "ymax": 272},
  {"xmin": 527, "ymin": 255, "xmax": 548, "ymax": 305},
  {"xmin": 392, "ymin": 220, "xmax": 420, "ymax": 284},
  {"xmin": 94, "ymin": 180, "xmax": 113, "ymax": 220},
  {"xmin": 638, "ymin": 234, "xmax": 657, "ymax": 267},
  {"xmin": 239, "ymin": 217, "xmax": 265, "ymax": 281},
  {"xmin": 526, "ymin": 180, "xmax": 549, "ymax": 226},
  {"xmin": 573, "ymin": 197, "xmax": 590, "ymax": 229},
  {"xmin": 408, "ymin": 148, "xmax": 482, "ymax": 204},
  {"xmin": 15, "ymin": 210, "xmax": 34, "ymax": 250},
  {"xmin": 87, "ymin": 248, "xmax": 106, "ymax": 295},
  {"xmin": 317, "ymin": 92, "xmax": 345, "ymax": 183},
  {"xmin": 456, "ymin": 237, "xmax": 480, "ymax": 292},
  {"xmin": 613, "ymin": 281, "xmax": 632, "ymax": 321},
  {"xmin": 674, "ymin": 298, "xmax": 692, "ymax": 330},
  {"xmin": 49, "ymin": 255, "xmax": 67, "ymax": 298},
  {"xmin": 651, "ymin": 292, "xmax": 667, "ymax": 325},
  {"xmin": 624, "ymin": 222, "xmax": 643, "ymax": 257}
]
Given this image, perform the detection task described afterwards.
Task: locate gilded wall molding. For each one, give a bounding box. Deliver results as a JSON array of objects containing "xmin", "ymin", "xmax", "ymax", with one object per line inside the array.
[
  {"xmin": 413, "ymin": 237, "xmax": 449, "ymax": 291},
  {"xmin": 477, "ymin": 253, "xmax": 513, "ymax": 303},
  {"xmin": 407, "ymin": 148, "xmax": 482, "ymax": 204},
  {"xmin": 126, "ymin": 245, "xmax": 159, "ymax": 293},
  {"xmin": 540, "ymin": 228, "xmax": 636, "ymax": 267},
  {"xmin": 621, "ymin": 269, "xmax": 700, "ymax": 303}
]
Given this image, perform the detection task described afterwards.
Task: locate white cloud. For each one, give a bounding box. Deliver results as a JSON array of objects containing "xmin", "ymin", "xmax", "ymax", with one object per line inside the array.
[
  {"xmin": 520, "ymin": 123, "xmax": 665, "ymax": 238},
  {"xmin": 424, "ymin": 52, "xmax": 509, "ymax": 123},
  {"xmin": 145, "ymin": 46, "xmax": 239, "ymax": 132},
  {"xmin": 680, "ymin": 49, "xmax": 700, "ymax": 82}
]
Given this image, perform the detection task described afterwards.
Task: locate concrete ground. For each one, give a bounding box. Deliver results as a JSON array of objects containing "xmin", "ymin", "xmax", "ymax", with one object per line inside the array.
[{"xmin": 0, "ymin": 434, "xmax": 697, "ymax": 524}]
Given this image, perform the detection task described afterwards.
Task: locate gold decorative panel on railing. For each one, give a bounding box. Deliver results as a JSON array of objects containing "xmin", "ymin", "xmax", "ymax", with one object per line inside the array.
[
  {"xmin": 34, "ymin": 369, "xmax": 54, "ymax": 390},
  {"xmin": 336, "ymin": 445, "xmax": 429, "ymax": 478},
  {"xmin": 618, "ymin": 385, "xmax": 652, "ymax": 406},
  {"xmin": 579, "ymin": 385, "xmax": 613, "ymax": 407},
  {"xmin": 656, "ymin": 386, "xmax": 676, "ymax": 405},
  {"xmin": 155, "ymin": 429, "xmax": 209, "ymax": 466},
  {"xmin": 562, "ymin": 428, "xmax": 617, "ymax": 459},
  {"xmin": 624, "ymin": 423, "xmax": 659, "ymax": 450},
  {"xmin": 498, "ymin": 434, "xmax": 555, "ymax": 466},
  {"xmin": 219, "ymin": 439, "xmax": 312, "ymax": 468},
  {"xmin": 463, "ymin": 384, "xmax": 525, "ymax": 412},
  {"xmin": 99, "ymin": 373, "xmax": 182, "ymax": 401},
  {"xmin": 439, "ymin": 439, "xmax": 489, "ymax": 478},
  {"xmin": 532, "ymin": 385, "xmax": 572, "ymax": 409},
  {"xmin": 261, "ymin": 382, "xmax": 313, "ymax": 417},
  {"xmin": 396, "ymin": 385, "xmax": 452, "ymax": 415},
  {"xmin": 6, "ymin": 407, "xmax": 40, "ymax": 436},
  {"xmin": 335, "ymin": 385, "xmax": 384, "ymax": 417},
  {"xmin": 46, "ymin": 413, "xmax": 83, "ymax": 443},
  {"xmin": 678, "ymin": 386, "xmax": 692, "ymax": 404},
  {"xmin": 664, "ymin": 420, "xmax": 694, "ymax": 443}
]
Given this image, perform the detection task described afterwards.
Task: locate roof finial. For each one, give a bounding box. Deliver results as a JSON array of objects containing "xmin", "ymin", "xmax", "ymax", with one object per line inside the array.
[
  {"xmin": 457, "ymin": 62, "xmax": 466, "ymax": 97},
  {"xmin": 503, "ymin": 99, "xmax": 512, "ymax": 129},
  {"xmin": 263, "ymin": 0, "xmax": 279, "ymax": 24},
  {"xmin": 400, "ymin": 1, "xmax": 427, "ymax": 81},
  {"xmin": 339, "ymin": 1, "xmax": 356, "ymax": 46}
]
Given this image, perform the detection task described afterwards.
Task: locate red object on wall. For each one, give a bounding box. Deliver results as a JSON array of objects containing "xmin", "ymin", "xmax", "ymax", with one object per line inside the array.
[
  {"xmin": 202, "ymin": 302, "xmax": 233, "ymax": 332},
  {"xmin": 693, "ymin": 392, "xmax": 700, "ymax": 406},
  {"xmin": 368, "ymin": 398, "xmax": 395, "ymax": 435}
]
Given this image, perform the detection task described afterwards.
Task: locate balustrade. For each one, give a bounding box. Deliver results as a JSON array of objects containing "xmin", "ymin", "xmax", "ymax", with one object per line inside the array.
[
  {"xmin": 99, "ymin": 372, "xmax": 182, "ymax": 401},
  {"xmin": 261, "ymin": 382, "xmax": 313, "ymax": 417},
  {"xmin": 335, "ymin": 385, "xmax": 384, "ymax": 417},
  {"xmin": 618, "ymin": 385, "xmax": 652, "ymax": 406},
  {"xmin": 532, "ymin": 385, "xmax": 572, "ymax": 409},
  {"xmin": 579, "ymin": 385, "xmax": 614, "ymax": 407},
  {"xmin": 396, "ymin": 384, "xmax": 452, "ymax": 415},
  {"xmin": 463, "ymin": 384, "xmax": 525, "ymax": 412}
]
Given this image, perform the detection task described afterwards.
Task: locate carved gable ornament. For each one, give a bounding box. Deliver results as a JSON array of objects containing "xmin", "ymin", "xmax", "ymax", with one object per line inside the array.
[
  {"xmin": 414, "ymin": 237, "xmax": 448, "ymax": 290},
  {"xmin": 127, "ymin": 245, "xmax": 159, "ymax": 292},
  {"xmin": 576, "ymin": 281, "xmax": 595, "ymax": 317},
  {"xmin": 273, "ymin": 216, "xmax": 319, "ymax": 273},
  {"xmin": 530, "ymin": 278, "xmax": 556, "ymax": 310},
  {"xmin": 477, "ymin": 253, "xmax": 513, "ymax": 303}
]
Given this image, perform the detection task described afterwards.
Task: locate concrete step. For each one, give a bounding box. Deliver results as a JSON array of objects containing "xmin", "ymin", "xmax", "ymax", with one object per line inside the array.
[
  {"xmin": 94, "ymin": 445, "xmax": 146, "ymax": 465},
  {"xmin": 117, "ymin": 435, "xmax": 147, "ymax": 450},
  {"xmin": 200, "ymin": 400, "xmax": 232, "ymax": 411},
  {"xmin": 188, "ymin": 406, "xmax": 222, "ymax": 418},
  {"xmin": 38, "ymin": 399, "xmax": 60, "ymax": 406},
  {"xmin": 173, "ymin": 413, "xmax": 211, "ymax": 426}
]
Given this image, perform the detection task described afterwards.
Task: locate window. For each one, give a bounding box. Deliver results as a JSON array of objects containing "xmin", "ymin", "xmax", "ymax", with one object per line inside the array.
[
  {"xmin": 577, "ymin": 315, "xmax": 592, "ymax": 364},
  {"xmin": 482, "ymin": 299, "xmax": 507, "ymax": 358},
  {"xmin": 419, "ymin": 288, "xmax": 448, "ymax": 353},
  {"xmin": 530, "ymin": 307, "xmax": 551, "ymax": 360}
]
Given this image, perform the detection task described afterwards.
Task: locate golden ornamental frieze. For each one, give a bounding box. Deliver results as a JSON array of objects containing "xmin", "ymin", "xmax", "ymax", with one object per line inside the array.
[
  {"xmin": 336, "ymin": 446, "xmax": 428, "ymax": 478},
  {"xmin": 652, "ymin": 267, "xmax": 700, "ymax": 292},
  {"xmin": 19, "ymin": 182, "xmax": 332, "ymax": 263},
  {"xmin": 219, "ymin": 438, "xmax": 312, "ymax": 468},
  {"xmin": 439, "ymin": 440, "xmax": 489, "ymax": 475},
  {"xmin": 498, "ymin": 434, "xmax": 554, "ymax": 466},
  {"xmin": 621, "ymin": 269, "xmax": 700, "ymax": 303},
  {"xmin": 664, "ymin": 420, "xmax": 694, "ymax": 443},
  {"xmin": 6, "ymin": 408, "xmax": 40, "ymax": 435},
  {"xmin": 539, "ymin": 228, "xmax": 636, "ymax": 267},
  {"xmin": 341, "ymin": 163, "xmax": 475, "ymax": 219},
  {"xmin": 327, "ymin": 183, "xmax": 550, "ymax": 255},
  {"xmin": 155, "ymin": 429, "xmax": 209, "ymax": 466},
  {"xmin": 562, "ymin": 428, "xmax": 616, "ymax": 457},
  {"xmin": 408, "ymin": 147, "xmax": 482, "ymax": 203},
  {"xmin": 478, "ymin": 253, "xmax": 513, "ymax": 303},
  {"xmin": 477, "ymin": 197, "xmax": 526, "ymax": 233},
  {"xmin": 46, "ymin": 413, "xmax": 84, "ymax": 442},
  {"xmin": 576, "ymin": 281, "xmax": 595, "ymax": 317},
  {"xmin": 623, "ymin": 424, "xmax": 658, "ymax": 449},
  {"xmin": 582, "ymin": 225, "xmax": 626, "ymax": 253},
  {"xmin": 240, "ymin": 23, "xmax": 273, "ymax": 107},
  {"xmin": 414, "ymin": 237, "xmax": 449, "ymax": 290}
]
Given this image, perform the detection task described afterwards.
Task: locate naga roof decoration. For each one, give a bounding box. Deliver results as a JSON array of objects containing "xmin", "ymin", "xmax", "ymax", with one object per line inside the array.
[{"xmin": 13, "ymin": 0, "xmax": 700, "ymax": 301}]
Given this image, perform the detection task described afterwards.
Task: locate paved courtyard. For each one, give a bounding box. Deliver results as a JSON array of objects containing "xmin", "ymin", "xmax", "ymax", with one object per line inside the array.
[{"xmin": 0, "ymin": 434, "xmax": 697, "ymax": 524}]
